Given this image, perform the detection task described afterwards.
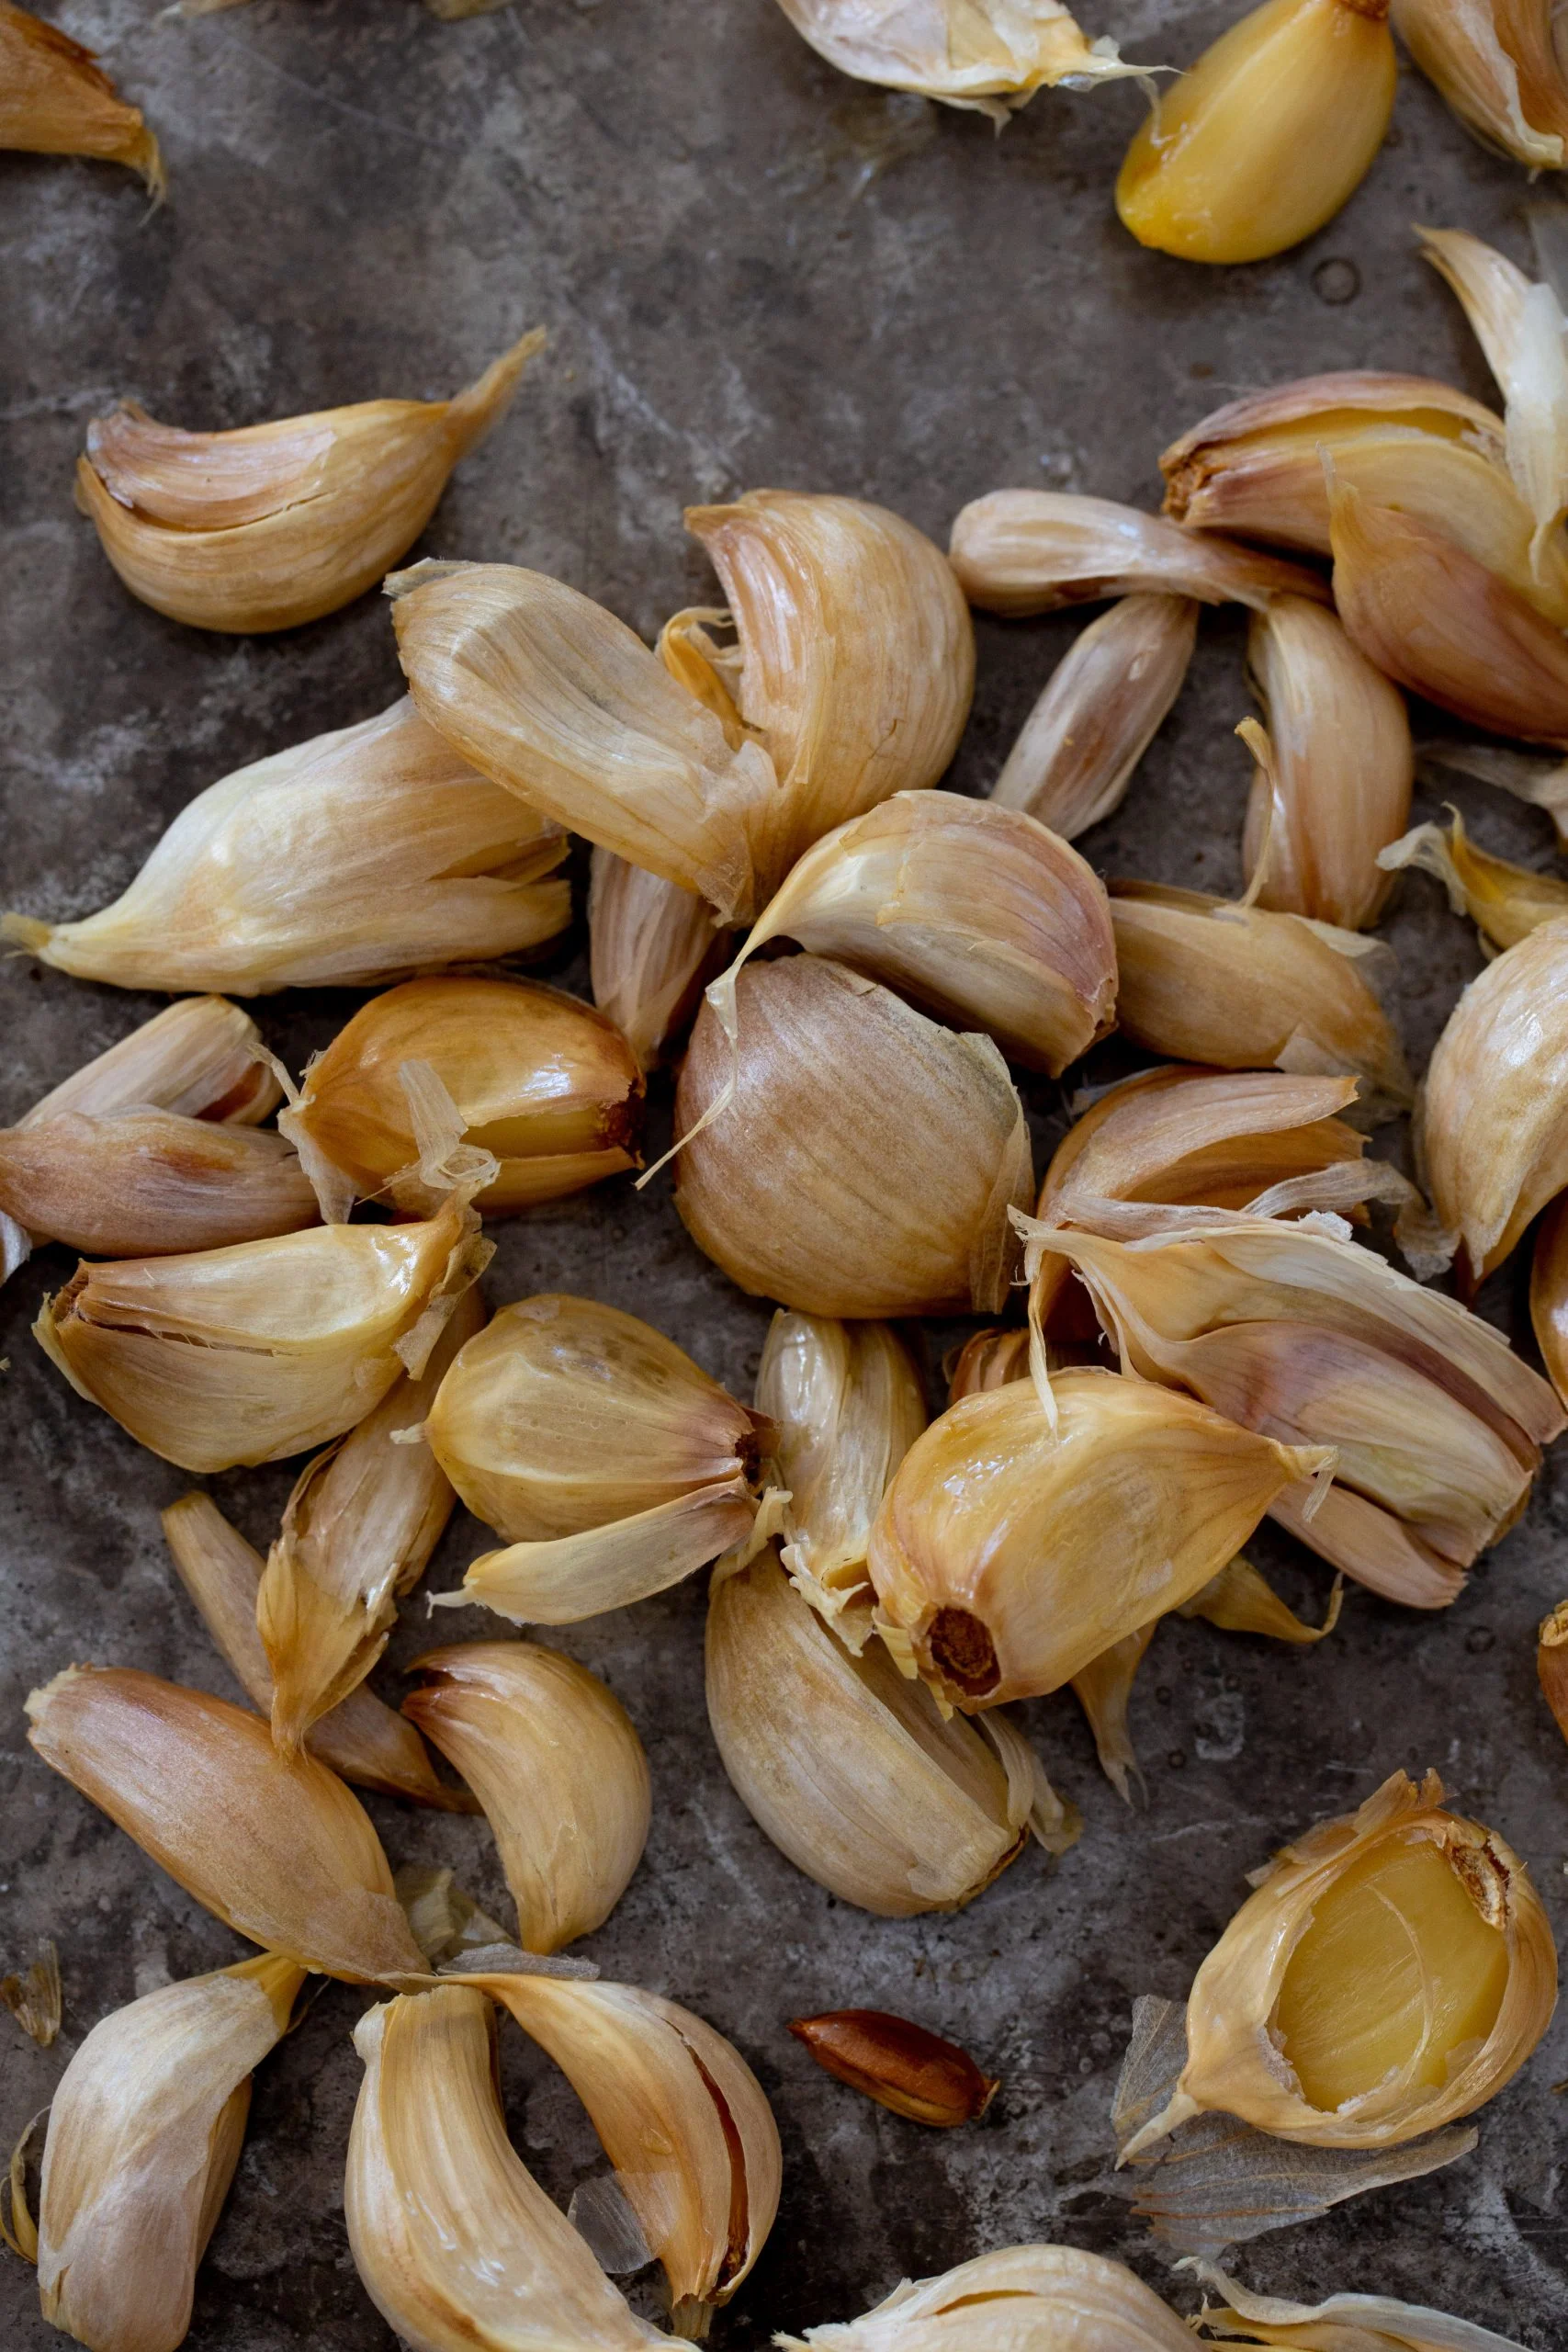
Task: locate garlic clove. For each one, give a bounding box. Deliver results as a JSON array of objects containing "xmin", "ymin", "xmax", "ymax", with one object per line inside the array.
[
  {"xmin": 75, "ymin": 330, "xmax": 545, "ymax": 633},
  {"xmin": 1530, "ymin": 1193, "xmax": 1568, "ymax": 1406},
  {"xmin": 1393, "ymin": 0, "xmax": 1568, "ymax": 167},
  {"xmin": 991, "ymin": 593, "xmax": 1199, "ymax": 840},
  {"xmin": 776, "ymin": 2245, "xmax": 1198, "ymax": 2352},
  {"xmin": 1539, "ymin": 1594, "xmax": 1568, "ymax": 1745},
  {"xmin": 950, "ymin": 491, "xmax": 1332, "ymax": 616},
  {"xmin": 1268, "ymin": 1476, "xmax": 1468, "ymax": 1610},
  {"xmin": 589, "ymin": 848, "xmax": 729, "ymax": 1072},
  {"xmin": 448, "ymin": 1482, "xmax": 764, "ymax": 1627},
  {"xmin": 1378, "ymin": 806, "xmax": 1568, "ymax": 951},
  {"xmin": 1115, "ymin": 0, "xmax": 1396, "ymax": 265},
  {"xmin": 0, "ymin": 1113, "xmax": 320, "ymax": 1261},
  {"xmin": 945, "ymin": 1325, "xmax": 1032, "ymax": 1405},
  {"xmin": 768, "ymin": 0, "xmax": 1147, "ymax": 112},
  {"xmin": 788, "ymin": 2009, "xmax": 998, "ymax": 2128},
  {"xmin": 0, "ymin": 4, "xmax": 164, "ymax": 194},
  {"xmin": 1190, "ymin": 2258, "xmax": 1535, "ymax": 2350},
  {"xmin": 1, "ymin": 697, "xmax": 569, "ymax": 995},
  {"xmin": 24, "ymin": 994, "xmax": 281, "ymax": 1126}
]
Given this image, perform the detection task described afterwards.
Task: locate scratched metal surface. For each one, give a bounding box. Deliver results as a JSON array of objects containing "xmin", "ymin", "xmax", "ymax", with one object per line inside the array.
[{"xmin": 2, "ymin": 3, "xmax": 1566, "ymax": 2343}]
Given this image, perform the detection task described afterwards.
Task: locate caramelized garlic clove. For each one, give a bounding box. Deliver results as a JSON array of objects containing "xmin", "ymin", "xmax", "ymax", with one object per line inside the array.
[
  {"xmin": 950, "ymin": 490, "xmax": 1332, "ymax": 616},
  {"xmin": 787, "ymin": 2009, "xmax": 998, "ymax": 2128}
]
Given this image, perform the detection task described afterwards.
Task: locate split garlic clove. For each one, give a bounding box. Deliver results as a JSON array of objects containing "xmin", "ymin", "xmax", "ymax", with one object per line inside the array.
[
  {"xmin": 1393, "ymin": 0, "xmax": 1568, "ymax": 167},
  {"xmin": 0, "ymin": 4, "xmax": 164, "ymax": 195},
  {"xmin": 1115, "ymin": 0, "xmax": 1396, "ymax": 265},
  {"xmin": 1379, "ymin": 806, "xmax": 1568, "ymax": 951},
  {"xmin": 945, "ymin": 1325, "xmax": 1032, "ymax": 1404},
  {"xmin": 35, "ymin": 1951, "xmax": 304, "ymax": 2352},
  {"xmin": 24, "ymin": 994, "xmax": 281, "ymax": 1125},
  {"xmin": 0, "ymin": 1113, "xmax": 320, "ymax": 1261},
  {"xmin": 76, "ymin": 329, "xmax": 545, "ymax": 634},
  {"xmin": 26, "ymin": 1667, "xmax": 429, "ymax": 1982},
  {"xmin": 706, "ymin": 1546, "xmax": 1075, "ymax": 1915},
  {"xmin": 589, "ymin": 849, "xmax": 729, "ymax": 1071},
  {"xmin": 788, "ymin": 2009, "xmax": 998, "ymax": 2129},
  {"xmin": 346, "ymin": 1988, "xmax": 666, "ymax": 2352},
  {"xmin": 403, "ymin": 1643, "xmax": 650, "ymax": 1953},
  {"xmin": 34, "ymin": 1197, "xmax": 489, "ymax": 1473},
  {"xmin": 776, "ymin": 2245, "xmax": 1198, "ymax": 2352},
  {"xmin": 1, "ymin": 697, "xmax": 569, "ymax": 995},
  {"xmin": 949, "ymin": 491, "xmax": 1332, "ymax": 616},
  {"xmin": 1242, "ymin": 598, "xmax": 1413, "ymax": 928},
  {"xmin": 674, "ymin": 956, "xmax": 1034, "ymax": 1317},
  {"xmin": 768, "ymin": 0, "xmax": 1145, "ymax": 111},
  {"xmin": 1124, "ymin": 1770, "xmax": 1557, "ymax": 2154},
  {"xmin": 991, "ymin": 594, "xmax": 1199, "ymax": 840},
  {"xmin": 1190, "ymin": 2259, "xmax": 1536, "ymax": 2349}
]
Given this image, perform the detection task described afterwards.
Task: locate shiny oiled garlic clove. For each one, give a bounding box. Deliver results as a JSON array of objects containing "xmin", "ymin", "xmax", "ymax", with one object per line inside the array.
[
  {"xmin": 1115, "ymin": 0, "xmax": 1395, "ymax": 265},
  {"xmin": 706, "ymin": 1546, "xmax": 1077, "ymax": 1914},
  {"xmin": 1124, "ymin": 1770, "xmax": 1557, "ymax": 2154},
  {"xmin": 0, "ymin": 1113, "xmax": 320, "ymax": 1261},
  {"xmin": 949, "ymin": 491, "xmax": 1331, "ymax": 616},
  {"xmin": 0, "ymin": 4, "xmax": 164, "ymax": 193},
  {"xmin": 425, "ymin": 1293, "xmax": 769, "ymax": 1623},
  {"xmin": 403, "ymin": 1643, "xmax": 650, "ymax": 1953},
  {"xmin": 34, "ymin": 1196, "xmax": 489, "ymax": 1473},
  {"xmin": 1393, "ymin": 0, "xmax": 1568, "ymax": 167},
  {"xmin": 589, "ymin": 849, "xmax": 729, "ymax": 1071},
  {"xmin": 23, "ymin": 994, "xmax": 282, "ymax": 1126},
  {"xmin": 769, "ymin": 0, "xmax": 1145, "ymax": 113},
  {"xmin": 788, "ymin": 2010, "xmax": 998, "ymax": 2128},
  {"xmin": 1379, "ymin": 806, "xmax": 1568, "ymax": 950},
  {"xmin": 0, "ymin": 697, "xmax": 570, "ymax": 995},
  {"xmin": 76, "ymin": 329, "xmax": 545, "ymax": 633},
  {"xmin": 776, "ymin": 2245, "xmax": 1198, "ymax": 2352},
  {"xmin": 945, "ymin": 1325, "xmax": 1032, "ymax": 1404},
  {"xmin": 674, "ymin": 956, "xmax": 1034, "ymax": 1318},
  {"xmin": 35, "ymin": 1952, "xmax": 305, "ymax": 2352},
  {"xmin": 1190, "ymin": 2258, "xmax": 1536, "ymax": 2349},
  {"xmin": 25, "ymin": 1667, "xmax": 429, "ymax": 1982},
  {"xmin": 990, "ymin": 594, "xmax": 1199, "ymax": 840}
]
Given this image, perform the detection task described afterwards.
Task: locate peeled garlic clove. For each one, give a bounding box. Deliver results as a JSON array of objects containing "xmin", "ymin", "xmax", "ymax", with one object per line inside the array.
[
  {"xmin": 1379, "ymin": 806, "xmax": 1568, "ymax": 950},
  {"xmin": 1190, "ymin": 2259, "xmax": 1534, "ymax": 2351},
  {"xmin": 991, "ymin": 594, "xmax": 1198, "ymax": 840},
  {"xmin": 1393, "ymin": 0, "xmax": 1568, "ymax": 167},
  {"xmin": 347, "ymin": 1988, "xmax": 664, "ymax": 2352},
  {"xmin": 26, "ymin": 1667, "xmax": 428, "ymax": 1982},
  {"xmin": 789, "ymin": 2009, "xmax": 998, "ymax": 2129},
  {"xmin": 24, "ymin": 994, "xmax": 280, "ymax": 1125},
  {"xmin": 776, "ymin": 2245, "xmax": 1197, "ymax": 2352},
  {"xmin": 34, "ymin": 1197, "xmax": 488, "ymax": 1473},
  {"xmin": 76, "ymin": 330, "xmax": 543, "ymax": 633},
  {"xmin": 950, "ymin": 491, "xmax": 1332, "ymax": 616},
  {"xmin": 36, "ymin": 1951, "xmax": 303, "ymax": 2352},
  {"xmin": 1, "ymin": 698, "xmax": 568, "ymax": 995},
  {"xmin": 589, "ymin": 849, "xmax": 728, "ymax": 1071},
  {"xmin": 1071, "ymin": 1621, "xmax": 1158, "ymax": 1806},
  {"xmin": 403, "ymin": 1643, "xmax": 650, "ymax": 1953},
  {"xmin": 0, "ymin": 4, "xmax": 164, "ymax": 194},
  {"xmin": 1125, "ymin": 1770, "xmax": 1557, "ymax": 2153},
  {"xmin": 945, "ymin": 1326, "xmax": 1032, "ymax": 1404},
  {"xmin": 769, "ymin": 0, "xmax": 1145, "ymax": 111},
  {"xmin": 675, "ymin": 956, "xmax": 1034, "ymax": 1317}
]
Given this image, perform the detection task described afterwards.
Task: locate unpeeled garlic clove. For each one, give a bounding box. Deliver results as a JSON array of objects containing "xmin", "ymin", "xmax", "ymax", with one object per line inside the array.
[
  {"xmin": 589, "ymin": 849, "xmax": 729, "ymax": 1071},
  {"xmin": 1070, "ymin": 1621, "xmax": 1158, "ymax": 1806},
  {"xmin": 949, "ymin": 491, "xmax": 1331, "ymax": 616},
  {"xmin": 0, "ymin": 4, "xmax": 164, "ymax": 194},
  {"xmin": 1, "ymin": 697, "xmax": 569, "ymax": 995},
  {"xmin": 26, "ymin": 1666, "xmax": 429, "ymax": 1982},
  {"xmin": 403, "ymin": 1643, "xmax": 650, "ymax": 1953},
  {"xmin": 1531, "ymin": 1195, "xmax": 1568, "ymax": 1406},
  {"xmin": 674, "ymin": 956, "xmax": 1034, "ymax": 1317},
  {"xmin": 1, "ymin": 1107, "xmax": 319, "ymax": 1264},
  {"xmin": 776, "ymin": 2245, "xmax": 1199, "ymax": 2352},
  {"xmin": 990, "ymin": 593, "xmax": 1199, "ymax": 840},
  {"xmin": 76, "ymin": 329, "xmax": 545, "ymax": 633},
  {"xmin": 1378, "ymin": 806, "xmax": 1568, "ymax": 950},
  {"xmin": 1190, "ymin": 2259, "xmax": 1537, "ymax": 2350},
  {"xmin": 769, "ymin": 0, "xmax": 1146, "ymax": 113},
  {"xmin": 1393, "ymin": 0, "xmax": 1568, "ymax": 167},
  {"xmin": 36, "ymin": 1951, "xmax": 305, "ymax": 2352},
  {"xmin": 788, "ymin": 2009, "xmax": 998, "ymax": 2128},
  {"xmin": 22, "ymin": 994, "xmax": 282, "ymax": 1126}
]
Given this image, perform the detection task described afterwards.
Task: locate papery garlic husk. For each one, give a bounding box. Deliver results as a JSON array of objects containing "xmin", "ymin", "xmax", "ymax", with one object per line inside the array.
[
  {"xmin": 1242, "ymin": 598, "xmax": 1413, "ymax": 928},
  {"xmin": 0, "ymin": 3, "xmax": 164, "ymax": 194},
  {"xmin": 945, "ymin": 1325, "xmax": 1033, "ymax": 1403},
  {"xmin": 1108, "ymin": 884, "xmax": 1414, "ymax": 1103},
  {"xmin": 589, "ymin": 849, "xmax": 728, "ymax": 1071},
  {"xmin": 76, "ymin": 329, "xmax": 544, "ymax": 633},
  {"xmin": 1123, "ymin": 1770, "xmax": 1557, "ymax": 2154},
  {"xmin": 34, "ymin": 1196, "xmax": 489, "ymax": 1473},
  {"xmin": 1115, "ymin": 0, "xmax": 1395, "ymax": 265},
  {"xmin": 1418, "ymin": 736, "xmax": 1568, "ymax": 849},
  {"xmin": 707, "ymin": 1545, "xmax": 1077, "ymax": 1914},
  {"xmin": 1379, "ymin": 806, "xmax": 1568, "ymax": 950},
  {"xmin": 776, "ymin": 2244, "xmax": 1198, "ymax": 2352},
  {"xmin": 347, "ymin": 1987, "xmax": 667, "ymax": 2352},
  {"xmin": 476, "ymin": 1973, "xmax": 781, "ymax": 2331},
  {"xmin": 1190, "ymin": 2257, "xmax": 1531, "ymax": 2350},
  {"xmin": 24, "ymin": 994, "xmax": 282, "ymax": 1126},
  {"xmin": 26, "ymin": 1667, "xmax": 430, "ymax": 1982},
  {"xmin": 769, "ymin": 0, "xmax": 1146, "ymax": 114},
  {"xmin": 279, "ymin": 977, "xmax": 644, "ymax": 1218},
  {"xmin": 1, "ymin": 698, "xmax": 569, "ymax": 994},
  {"xmin": 2, "ymin": 1942, "xmax": 61, "ymax": 2048},
  {"xmin": 755, "ymin": 1310, "xmax": 927, "ymax": 1644},
  {"xmin": 1392, "ymin": 0, "xmax": 1568, "ymax": 169},
  {"xmin": 425, "ymin": 1293, "xmax": 768, "ymax": 1623},
  {"xmin": 867, "ymin": 1370, "xmax": 1332, "ymax": 1711},
  {"xmin": 254, "ymin": 1285, "xmax": 482, "ymax": 1752},
  {"xmin": 674, "ymin": 956, "xmax": 1034, "ymax": 1317},
  {"xmin": 162, "ymin": 1491, "xmax": 476, "ymax": 1811},
  {"xmin": 0, "ymin": 1113, "xmax": 320, "ymax": 1261},
  {"xmin": 949, "ymin": 491, "xmax": 1331, "ymax": 616},
  {"xmin": 403, "ymin": 1643, "xmax": 650, "ymax": 1953},
  {"xmin": 991, "ymin": 593, "xmax": 1199, "ymax": 839},
  {"xmin": 36, "ymin": 1951, "xmax": 304, "ymax": 2352}
]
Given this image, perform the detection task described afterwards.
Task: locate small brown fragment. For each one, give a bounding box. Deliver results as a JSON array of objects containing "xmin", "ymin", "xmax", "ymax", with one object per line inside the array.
[
  {"xmin": 788, "ymin": 2008, "xmax": 998, "ymax": 2128},
  {"xmin": 0, "ymin": 1942, "xmax": 61, "ymax": 2047},
  {"xmin": 1539, "ymin": 1600, "xmax": 1568, "ymax": 1743}
]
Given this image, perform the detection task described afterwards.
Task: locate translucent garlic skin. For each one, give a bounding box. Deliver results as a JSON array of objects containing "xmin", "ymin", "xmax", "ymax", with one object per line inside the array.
[
  {"xmin": 589, "ymin": 849, "xmax": 728, "ymax": 1070},
  {"xmin": 1190, "ymin": 2258, "xmax": 1535, "ymax": 2352},
  {"xmin": 770, "ymin": 0, "xmax": 1147, "ymax": 112},
  {"xmin": 0, "ymin": 3, "xmax": 164, "ymax": 193},
  {"xmin": 1393, "ymin": 0, "xmax": 1568, "ymax": 168},
  {"xmin": 776, "ymin": 2244, "xmax": 1198, "ymax": 2352},
  {"xmin": 950, "ymin": 490, "xmax": 1330, "ymax": 615},
  {"xmin": 1379, "ymin": 807, "xmax": 1568, "ymax": 953}
]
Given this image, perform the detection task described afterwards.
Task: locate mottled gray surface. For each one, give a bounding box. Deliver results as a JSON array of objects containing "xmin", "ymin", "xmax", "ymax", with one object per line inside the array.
[{"xmin": 3, "ymin": 3, "xmax": 1567, "ymax": 2345}]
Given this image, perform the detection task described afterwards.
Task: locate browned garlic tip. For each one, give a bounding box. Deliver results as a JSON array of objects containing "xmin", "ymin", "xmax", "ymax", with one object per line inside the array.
[
  {"xmin": 589, "ymin": 848, "xmax": 729, "ymax": 1072},
  {"xmin": 776, "ymin": 2245, "xmax": 1199, "ymax": 2352},
  {"xmin": 768, "ymin": 0, "xmax": 1145, "ymax": 114},
  {"xmin": 0, "ymin": 4, "xmax": 164, "ymax": 195},
  {"xmin": 788, "ymin": 2009, "xmax": 998, "ymax": 2128},
  {"xmin": 1393, "ymin": 0, "xmax": 1568, "ymax": 169},
  {"xmin": 949, "ymin": 490, "xmax": 1331, "ymax": 616},
  {"xmin": 1379, "ymin": 805, "xmax": 1568, "ymax": 951}
]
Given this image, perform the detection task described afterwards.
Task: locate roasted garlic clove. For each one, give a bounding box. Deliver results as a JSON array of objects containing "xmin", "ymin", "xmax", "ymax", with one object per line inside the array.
[
  {"xmin": 1379, "ymin": 806, "xmax": 1568, "ymax": 950},
  {"xmin": 788, "ymin": 2010, "xmax": 998, "ymax": 2128},
  {"xmin": 26, "ymin": 1667, "xmax": 429, "ymax": 1983},
  {"xmin": 1124, "ymin": 1770, "xmax": 1557, "ymax": 2153},
  {"xmin": 76, "ymin": 330, "xmax": 544, "ymax": 633},
  {"xmin": 1116, "ymin": 0, "xmax": 1395, "ymax": 265},
  {"xmin": 950, "ymin": 491, "xmax": 1330, "ymax": 616},
  {"xmin": 706, "ymin": 1546, "xmax": 1077, "ymax": 1914},
  {"xmin": 1393, "ymin": 0, "xmax": 1568, "ymax": 168},
  {"xmin": 945, "ymin": 1325, "xmax": 1032, "ymax": 1404},
  {"xmin": 1191, "ymin": 2257, "xmax": 1540, "ymax": 2348},
  {"xmin": 777, "ymin": 2245, "xmax": 1198, "ymax": 2352},
  {"xmin": 674, "ymin": 956, "xmax": 1034, "ymax": 1317},
  {"xmin": 991, "ymin": 594, "xmax": 1199, "ymax": 839},
  {"xmin": 2, "ymin": 697, "xmax": 569, "ymax": 995},
  {"xmin": 403, "ymin": 1643, "xmax": 650, "ymax": 1953},
  {"xmin": 0, "ymin": 3, "xmax": 164, "ymax": 193},
  {"xmin": 769, "ymin": 0, "xmax": 1145, "ymax": 113},
  {"xmin": 36, "ymin": 1952, "xmax": 304, "ymax": 2352},
  {"xmin": 0, "ymin": 1113, "xmax": 318, "ymax": 1262},
  {"xmin": 589, "ymin": 849, "xmax": 728, "ymax": 1071}
]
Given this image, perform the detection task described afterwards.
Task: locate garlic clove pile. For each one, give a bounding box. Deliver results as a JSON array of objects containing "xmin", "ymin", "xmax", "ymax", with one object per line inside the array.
[
  {"xmin": 768, "ymin": 0, "xmax": 1147, "ymax": 112},
  {"xmin": 1393, "ymin": 0, "xmax": 1568, "ymax": 168},
  {"xmin": 589, "ymin": 848, "xmax": 729, "ymax": 1071},
  {"xmin": 776, "ymin": 2245, "xmax": 1199, "ymax": 2352},
  {"xmin": 949, "ymin": 491, "xmax": 1331, "ymax": 616},
  {"xmin": 0, "ymin": 3, "xmax": 164, "ymax": 194},
  {"xmin": 1379, "ymin": 806, "xmax": 1568, "ymax": 952}
]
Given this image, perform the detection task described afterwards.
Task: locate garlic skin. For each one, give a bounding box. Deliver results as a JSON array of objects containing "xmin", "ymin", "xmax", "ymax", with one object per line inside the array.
[
  {"xmin": 1419, "ymin": 738, "xmax": 1568, "ymax": 850},
  {"xmin": 1124, "ymin": 1770, "xmax": 1557, "ymax": 2154},
  {"xmin": 946, "ymin": 1326, "xmax": 1032, "ymax": 1403},
  {"xmin": 675, "ymin": 956, "xmax": 1034, "ymax": 1318},
  {"xmin": 0, "ymin": 4, "xmax": 164, "ymax": 194},
  {"xmin": 706, "ymin": 1547, "xmax": 1077, "ymax": 1915},
  {"xmin": 1190, "ymin": 2259, "xmax": 1531, "ymax": 2351},
  {"xmin": 949, "ymin": 492, "xmax": 1330, "ymax": 616},
  {"xmin": 789, "ymin": 2010, "xmax": 998, "ymax": 2129},
  {"xmin": 769, "ymin": 0, "xmax": 1145, "ymax": 113},
  {"xmin": 76, "ymin": 330, "xmax": 544, "ymax": 634},
  {"xmin": 1379, "ymin": 807, "xmax": 1568, "ymax": 951},
  {"xmin": 1530, "ymin": 1194, "xmax": 1568, "ymax": 1405},
  {"xmin": 1393, "ymin": 0, "xmax": 1568, "ymax": 168},
  {"xmin": 867, "ymin": 1371, "xmax": 1331, "ymax": 1711},
  {"xmin": 403, "ymin": 1643, "xmax": 650, "ymax": 1953},
  {"xmin": 1539, "ymin": 1592, "xmax": 1568, "ymax": 1742},
  {"xmin": 36, "ymin": 1952, "xmax": 304, "ymax": 2352},
  {"xmin": 589, "ymin": 849, "xmax": 728, "ymax": 1071},
  {"xmin": 26, "ymin": 1667, "xmax": 429, "ymax": 1983},
  {"xmin": 776, "ymin": 2245, "xmax": 1198, "ymax": 2352},
  {"xmin": 991, "ymin": 594, "xmax": 1199, "ymax": 840},
  {"xmin": 1, "ymin": 698, "xmax": 569, "ymax": 995}
]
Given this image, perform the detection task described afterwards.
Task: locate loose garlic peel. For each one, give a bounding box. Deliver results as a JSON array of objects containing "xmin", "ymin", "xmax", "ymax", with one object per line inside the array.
[
  {"xmin": 1379, "ymin": 806, "xmax": 1568, "ymax": 951},
  {"xmin": 949, "ymin": 491, "xmax": 1331, "ymax": 616},
  {"xmin": 1124, "ymin": 1770, "xmax": 1557, "ymax": 2153},
  {"xmin": 1418, "ymin": 737, "xmax": 1568, "ymax": 852},
  {"xmin": 0, "ymin": 4, "xmax": 164, "ymax": 194},
  {"xmin": 776, "ymin": 2244, "xmax": 1198, "ymax": 2352},
  {"xmin": 589, "ymin": 848, "xmax": 728, "ymax": 1071},
  {"xmin": 36, "ymin": 1952, "xmax": 304, "ymax": 2352},
  {"xmin": 76, "ymin": 329, "xmax": 545, "ymax": 633},
  {"xmin": 1190, "ymin": 2258, "xmax": 1532, "ymax": 2350},
  {"xmin": 769, "ymin": 0, "xmax": 1147, "ymax": 114},
  {"xmin": 1393, "ymin": 0, "xmax": 1568, "ymax": 169}
]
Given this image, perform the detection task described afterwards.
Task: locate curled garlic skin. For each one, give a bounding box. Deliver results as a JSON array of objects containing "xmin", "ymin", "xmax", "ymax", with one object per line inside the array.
[
  {"xmin": 949, "ymin": 490, "xmax": 1331, "ymax": 616},
  {"xmin": 1190, "ymin": 2258, "xmax": 1533, "ymax": 2351},
  {"xmin": 1379, "ymin": 805, "xmax": 1568, "ymax": 951},
  {"xmin": 1393, "ymin": 0, "xmax": 1568, "ymax": 168},
  {"xmin": 991, "ymin": 594, "xmax": 1198, "ymax": 840},
  {"xmin": 777, "ymin": 2244, "xmax": 1198, "ymax": 2352},
  {"xmin": 769, "ymin": 0, "xmax": 1147, "ymax": 113},
  {"xmin": 0, "ymin": 2, "xmax": 164, "ymax": 194}
]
